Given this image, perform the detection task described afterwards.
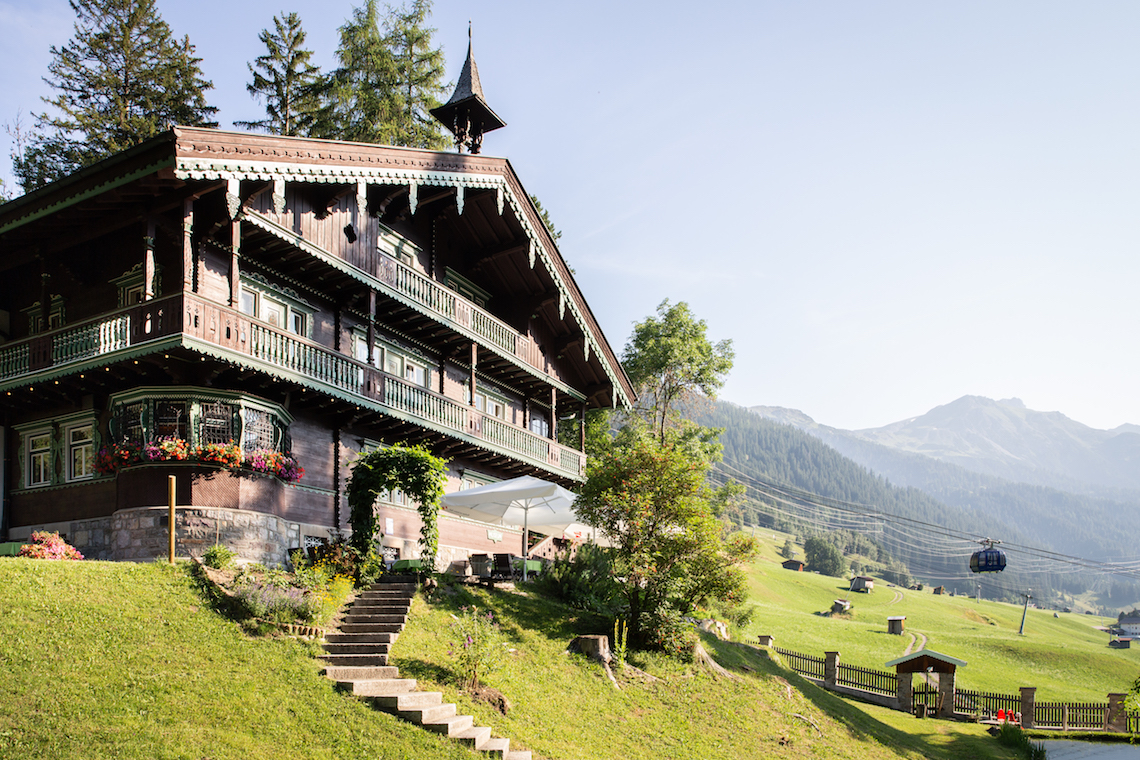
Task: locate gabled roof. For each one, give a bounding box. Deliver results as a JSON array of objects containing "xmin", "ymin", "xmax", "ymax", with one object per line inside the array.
[
  {"xmin": 0, "ymin": 127, "xmax": 635, "ymax": 410},
  {"xmin": 884, "ymin": 649, "xmax": 967, "ymax": 672}
]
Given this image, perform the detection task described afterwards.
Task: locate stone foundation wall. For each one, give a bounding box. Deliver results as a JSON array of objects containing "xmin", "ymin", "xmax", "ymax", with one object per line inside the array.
[{"xmin": 14, "ymin": 508, "xmax": 330, "ymax": 567}]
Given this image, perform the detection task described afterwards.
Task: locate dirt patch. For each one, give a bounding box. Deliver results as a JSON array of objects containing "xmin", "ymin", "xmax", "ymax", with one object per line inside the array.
[{"xmin": 471, "ymin": 685, "xmax": 511, "ymax": 715}]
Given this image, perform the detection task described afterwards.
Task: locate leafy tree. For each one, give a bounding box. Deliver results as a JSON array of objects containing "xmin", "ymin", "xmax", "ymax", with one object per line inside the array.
[
  {"xmin": 780, "ymin": 538, "xmax": 796, "ymax": 560},
  {"xmin": 530, "ymin": 194, "xmax": 562, "ymax": 241},
  {"xmin": 235, "ymin": 12, "xmax": 322, "ymax": 137},
  {"xmin": 575, "ymin": 429, "xmax": 758, "ymax": 651},
  {"xmin": 14, "ymin": 0, "xmax": 216, "ymax": 191},
  {"xmin": 623, "ymin": 300, "xmax": 734, "ymax": 444},
  {"xmin": 803, "ymin": 535, "xmax": 846, "ymax": 577},
  {"xmin": 385, "ymin": 0, "xmax": 447, "ymax": 149},
  {"xmin": 314, "ymin": 0, "xmax": 446, "ymax": 147}
]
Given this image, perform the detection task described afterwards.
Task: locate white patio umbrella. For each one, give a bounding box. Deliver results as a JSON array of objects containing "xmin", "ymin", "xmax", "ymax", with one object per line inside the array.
[{"xmin": 439, "ymin": 475, "xmax": 582, "ymax": 580}]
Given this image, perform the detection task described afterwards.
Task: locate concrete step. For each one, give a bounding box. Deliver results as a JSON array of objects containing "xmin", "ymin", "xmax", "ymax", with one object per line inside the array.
[
  {"xmin": 504, "ymin": 752, "xmax": 532, "ymax": 760},
  {"xmin": 322, "ymin": 665, "xmax": 398, "ymax": 680},
  {"xmin": 341, "ymin": 613, "xmax": 407, "ymax": 625},
  {"xmin": 346, "ymin": 605, "xmax": 411, "ymax": 616},
  {"xmin": 423, "ymin": 714, "xmax": 475, "ymax": 737},
  {"xmin": 320, "ymin": 653, "xmax": 388, "ymax": 667},
  {"xmin": 325, "ymin": 632, "xmax": 397, "ymax": 644},
  {"xmin": 338, "ymin": 622, "xmax": 404, "ymax": 634},
  {"xmin": 322, "ymin": 642, "xmax": 392, "ymax": 655},
  {"xmin": 480, "ymin": 737, "xmax": 511, "ymax": 757},
  {"xmin": 349, "ymin": 600, "xmax": 412, "ymax": 612},
  {"xmin": 397, "ymin": 702, "xmax": 457, "ymax": 725},
  {"xmin": 373, "ymin": 691, "xmax": 442, "ymax": 711},
  {"xmin": 334, "ymin": 678, "xmax": 416, "ymax": 696},
  {"xmin": 358, "ymin": 588, "xmax": 415, "ymax": 598},
  {"xmin": 454, "ymin": 724, "xmax": 492, "ymax": 748}
]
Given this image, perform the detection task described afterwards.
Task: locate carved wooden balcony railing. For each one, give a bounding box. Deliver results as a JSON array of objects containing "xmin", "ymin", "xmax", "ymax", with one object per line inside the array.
[{"xmin": 0, "ymin": 293, "xmax": 586, "ymax": 480}]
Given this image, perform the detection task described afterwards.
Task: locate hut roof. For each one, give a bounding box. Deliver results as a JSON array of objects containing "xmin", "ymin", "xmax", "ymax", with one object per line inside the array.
[{"xmin": 884, "ymin": 649, "xmax": 967, "ymax": 674}]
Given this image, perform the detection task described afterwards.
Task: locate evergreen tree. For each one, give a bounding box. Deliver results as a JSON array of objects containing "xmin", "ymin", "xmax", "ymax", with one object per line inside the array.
[
  {"xmin": 314, "ymin": 0, "xmax": 447, "ymax": 147},
  {"xmin": 14, "ymin": 0, "xmax": 216, "ymax": 191},
  {"xmin": 386, "ymin": 0, "xmax": 447, "ymax": 149},
  {"xmin": 235, "ymin": 12, "xmax": 322, "ymax": 137}
]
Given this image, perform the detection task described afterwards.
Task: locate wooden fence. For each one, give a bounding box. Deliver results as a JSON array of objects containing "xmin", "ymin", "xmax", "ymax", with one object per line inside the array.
[
  {"xmin": 836, "ymin": 662, "xmax": 897, "ymax": 696},
  {"xmin": 1034, "ymin": 701, "xmax": 1108, "ymax": 730},
  {"xmin": 954, "ymin": 688, "xmax": 1020, "ymax": 717},
  {"xmin": 772, "ymin": 647, "xmax": 825, "ymax": 679}
]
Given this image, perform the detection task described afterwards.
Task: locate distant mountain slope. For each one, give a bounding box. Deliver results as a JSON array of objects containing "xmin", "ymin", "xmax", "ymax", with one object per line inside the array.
[
  {"xmin": 844, "ymin": 395, "xmax": 1140, "ymax": 492},
  {"xmin": 746, "ymin": 404, "xmax": 1140, "ymax": 561}
]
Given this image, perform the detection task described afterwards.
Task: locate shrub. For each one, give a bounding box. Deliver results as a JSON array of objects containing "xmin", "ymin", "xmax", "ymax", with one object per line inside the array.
[
  {"xmin": 994, "ymin": 721, "xmax": 1045, "ymax": 760},
  {"xmin": 203, "ymin": 543, "xmax": 236, "ymax": 569},
  {"xmin": 234, "ymin": 581, "xmax": 319, "ymax": 623},
  {"xmin": 449, "ymin": 605, "xmax": 506, "ymax": 689},
  {"xmin": 532, "ymin": 541, "xmax": 620, "ymax": 616},
  {"xmin": 18, "ymin": 531, "xmax": 83, "ymax": 560},
  {"xmin": 643, "ymin": 607, "xmax": 696, "ymax": 660}
]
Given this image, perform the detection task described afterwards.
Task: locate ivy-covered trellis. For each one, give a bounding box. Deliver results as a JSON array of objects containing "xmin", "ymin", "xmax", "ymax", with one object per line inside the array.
[{"xmin": 346, "ymin": 443, "xmax": 448, "ymax": 571}]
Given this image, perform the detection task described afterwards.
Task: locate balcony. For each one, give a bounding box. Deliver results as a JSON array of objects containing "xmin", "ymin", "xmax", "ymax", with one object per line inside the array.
[{"xmin": 0, "ymin": 293, "xmax": 586, "ymax": 481}]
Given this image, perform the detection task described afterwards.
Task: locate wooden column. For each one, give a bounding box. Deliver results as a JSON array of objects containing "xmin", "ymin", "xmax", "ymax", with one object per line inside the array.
[
  {"xmin": 549, "ymin": 387, "xmax": 557, "ymax": 441},
  {"xmin": 438, "ymin": 359, "xmax": 446, "ymax": 394},
  {"xmin": 334, "ymin": 308, "xmax": 342, "ymax": 352},
  {"xmin": 469, "ymin": 343, "xmax": 478, "ymax": 405},
  {"xmin": 182, "ymin": 199, "xmax": 195, "ymax": 292},
  {"xmin": 579, "ymin": 402, "xmax": 587, "ymax": 451},
  {"xmin": 144, "ymin": 220, "xmax": 156, "ymax": 301},
  {"xmin": 229, "ymin": 220, "xmax": 241, "ymax": 307},
  {"xmin": 367, "ymin": 289, "xmax": 376, "ymax": 364},
  {"xmin": 522, "ymin": 399, "xmax": 530, "ymax": 430}
]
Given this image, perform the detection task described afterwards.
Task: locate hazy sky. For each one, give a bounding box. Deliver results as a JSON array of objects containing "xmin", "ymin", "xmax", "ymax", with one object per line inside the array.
[{"xmin": 2, "ymin": 1, "xmax": 1138, "ymax": 431}]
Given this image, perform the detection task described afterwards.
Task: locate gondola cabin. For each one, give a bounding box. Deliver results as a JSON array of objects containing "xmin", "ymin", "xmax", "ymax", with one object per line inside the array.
[{"xmin": 970, "ymin": 546, "xmax": 1007, "ymax": 573}]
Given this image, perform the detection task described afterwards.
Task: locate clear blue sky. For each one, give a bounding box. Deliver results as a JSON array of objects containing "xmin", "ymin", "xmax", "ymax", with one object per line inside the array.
[{"xmin": 2, "ymin": 0, "xmax": 1138, "ymax": 431}]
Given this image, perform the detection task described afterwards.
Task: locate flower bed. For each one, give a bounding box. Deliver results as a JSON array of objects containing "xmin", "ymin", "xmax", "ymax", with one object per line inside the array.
[{"xmin": 95, "ymin": 438, "xmax": 304, "ymax": 483}]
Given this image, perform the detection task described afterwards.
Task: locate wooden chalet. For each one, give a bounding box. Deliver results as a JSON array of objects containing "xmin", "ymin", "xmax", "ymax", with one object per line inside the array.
[{"xmin": 0, "ymin": 119, "xmax": 632, "ymax": 566}]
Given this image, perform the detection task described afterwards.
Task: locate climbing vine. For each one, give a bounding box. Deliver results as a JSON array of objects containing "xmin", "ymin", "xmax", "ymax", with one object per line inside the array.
[{"xmin": 346, "ymin": 443, "xmax": 448, "ymax": 571}]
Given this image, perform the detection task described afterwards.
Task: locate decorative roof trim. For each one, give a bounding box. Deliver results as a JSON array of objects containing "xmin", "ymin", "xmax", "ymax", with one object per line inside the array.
[{"xmin": 174, "ymin": 157, "xmax": 506, "ymax": 190}]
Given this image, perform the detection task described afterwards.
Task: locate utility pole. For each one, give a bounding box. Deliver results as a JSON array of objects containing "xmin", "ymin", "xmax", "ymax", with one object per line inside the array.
[
  {"xmin": 976, "ymin": 583, "xmax": 981, "ymax": 604},
  {"xmin": 1019, "ymin": 589, "xmax": 1032, "ymax": 635}
]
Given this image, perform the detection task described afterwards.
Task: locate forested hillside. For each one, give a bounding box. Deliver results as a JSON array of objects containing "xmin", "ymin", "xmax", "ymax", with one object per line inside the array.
[{"xmin": 691, "ymin": 400, "xmax": 1140, "ymax": 609}]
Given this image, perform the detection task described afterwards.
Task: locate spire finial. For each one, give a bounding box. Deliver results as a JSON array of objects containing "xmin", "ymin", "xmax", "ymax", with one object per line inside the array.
[{"xmin": 430, "ymin": 25, "xmax": 506, "ymax": 154}]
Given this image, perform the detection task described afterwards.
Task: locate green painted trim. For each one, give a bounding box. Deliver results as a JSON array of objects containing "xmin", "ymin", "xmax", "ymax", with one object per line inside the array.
[
  {"xmin": 178, "ymin": 335, "xmax": 584, "ymax": 482},
  {"xmin": 0, "ymin": 159, "xmax": 176, "ymax": 236},
  {"xmin": 241, "ymin": 209, "xmax": 588, "ymax": 403},
  {"xmin": 0, "ymin": 336, "xmax": 183, "ymax": 393}
]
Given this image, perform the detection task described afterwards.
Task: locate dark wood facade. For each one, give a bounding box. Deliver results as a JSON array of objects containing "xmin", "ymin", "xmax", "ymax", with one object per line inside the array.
[{"xmin": 0, "ymin": 128, "xmax": 633, "ymax": 562}]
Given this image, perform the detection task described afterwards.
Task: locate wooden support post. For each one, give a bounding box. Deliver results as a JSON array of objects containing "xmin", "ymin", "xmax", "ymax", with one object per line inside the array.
[
  {"xmin": 550, "ymin": 387, "xmax": 557, "ymax": 441},
  {"xmin": 167, "ymin": 475, "xmax": 176, "ymax": 564},
  {"xmin": 469, "ymin": 343, "xmax": 477, "ymax": 405},
  {"xmin": 367, "ymin": 289, "xmax": 376, "ymax": 364},
  {"xmin": 144, "ymin": 220, "xmax": 156, "ymax": 300},
  {"xmin": 229, "ymin": 220, "xmax": 241, "ymax": 307},
  {"xmin": 579, "ymin": 402, "xmax": 587, "ymax": 451},
  {"xmin": 182, "ymin": 199, "xmax": 195, "ymax": 292}
]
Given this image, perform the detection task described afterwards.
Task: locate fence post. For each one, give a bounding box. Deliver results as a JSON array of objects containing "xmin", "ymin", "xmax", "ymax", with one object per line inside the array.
[
  {"xmin": 1105, "ymin": 693, "xmax": 1127, "ymax": 732},
  {"xmin": 1019, "ymin": 687, "xmax": 1036, "ymax": 729},
  {"xmin": 938, "ymin": 670, "xmax": 956, "ymax": 718},
  {"xmin": 896, "ymin": 671, "xmax": 913, "ymax": 714},
  {"xmin": 824, "ymin": 652, "xmax": 840, "ymax": 687}
]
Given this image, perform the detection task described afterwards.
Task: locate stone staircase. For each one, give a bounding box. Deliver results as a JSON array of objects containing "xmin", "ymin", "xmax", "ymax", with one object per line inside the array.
[{"xmin": 322, "ymin": 576, "xmax": 531, "ymax": 760}]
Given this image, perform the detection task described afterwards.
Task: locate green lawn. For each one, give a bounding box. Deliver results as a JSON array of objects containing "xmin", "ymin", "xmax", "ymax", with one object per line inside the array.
[
  {"xmin": 743, "ymin": 536, "xmax": 1139, "ymax": 702},
  {"xmin": 0, "ymin": 559, "xmax": 474, "ymax": 760},
  {"xmin": 391, "ymin": 580, "xmax": 1018, "ymax": 760}
]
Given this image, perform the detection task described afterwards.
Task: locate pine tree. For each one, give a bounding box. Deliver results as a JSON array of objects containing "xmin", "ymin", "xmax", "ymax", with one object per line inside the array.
[
  {"xmin": 13, "ymin": 0, "xmax": 217, "ymax": 191},
  {"xmin": 313, "ymin": 0, "xmax": 398, "ymax": 144},
  {"xmin": 235, "ymin": 13, "xmax": 322, "ymax": 137},
  {"xmin": 385, "ymin": 0, "xmax": 447, "ymax": 149},
  {"xmin": 313, "ymin": 0, "xmax": 447, "ymax": 148}
]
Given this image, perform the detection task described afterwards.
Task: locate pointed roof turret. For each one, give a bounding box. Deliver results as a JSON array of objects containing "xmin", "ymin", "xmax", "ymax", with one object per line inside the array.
[{"xmin": 431, "ymin": 25, "xmax": 506, "ymax": 154}]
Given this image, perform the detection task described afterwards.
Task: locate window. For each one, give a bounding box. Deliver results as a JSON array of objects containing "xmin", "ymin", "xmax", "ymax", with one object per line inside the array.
[
  {"xmin": 121, "ymin": 402, "xmax": 145, "ymax": 444},
  {"xmin": 67, "ymin": 425, "xmax": 94, "ymax": 481},
  {"xmin": 238, "ymin": 276, "xmax": 313, "ymax": 337},
  {"xmin": 27, "ymin": 431, "xmax": 52, "ymax": 487},
  {"xmin": 21, "ymin": 295, "xmax": 66, "ymax": 335},
  {"xmin": 529, "ymin": 415, "xmax": 550, "ymax": 437},
  {"xmin": 242, "ymin": 408, "xmax": 274, "ymax": 450},
  {"xmin": 155, "ymin": 402, "xmax": 188, "ymax": 440},
  {"xmin": 470, "ymin": 390, "xmax": 507, "ymax": 421},
  {"xmin": 111, "ymin": 263, "xmax": 160, "ymax": 307},
  {"xmin": 379, "ymin": 344, "xmax": 430, "ymax": 388},
  {"xmin": 444, "ymin": 268, "xmax": 492, "ymax": 308},
  {"xmin": 404, "ymin": 359, "xmax": 426, "ymax": 387},
  {"xmin": 200, "ymin": 402, "xmax": 233, "ymax": 444}
]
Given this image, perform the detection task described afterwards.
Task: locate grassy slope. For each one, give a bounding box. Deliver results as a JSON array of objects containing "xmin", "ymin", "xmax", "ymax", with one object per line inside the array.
[
  {"xmin": 743, "ymin": 535, "xmax": 1140, "ymax": 701},
  {"xmin": 391, "ymin": 582, "xmax": 1016, "ymax": 760},
  {"xmin": 0, "ymin": 559, "xmax": 474, "ymax": 760}
]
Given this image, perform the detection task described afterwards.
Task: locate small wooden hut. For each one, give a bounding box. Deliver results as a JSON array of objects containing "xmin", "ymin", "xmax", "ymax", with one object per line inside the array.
[
  {"xmin": 782, "ymin": 559, "xmax": 805, "ymax": 572},
  {"xmin": 852, "ymin": 576, "xmax": 875, "ymax": 593},
  {"xmin": 887, "ymin": 616, "xmax": 906, "ymax": 635}
]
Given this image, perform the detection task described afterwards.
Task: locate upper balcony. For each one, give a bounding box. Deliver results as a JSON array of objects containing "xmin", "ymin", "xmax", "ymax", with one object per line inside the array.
[{"xmin": 0, "ymin": 292, "xmax": 586, "ymax": 482}]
